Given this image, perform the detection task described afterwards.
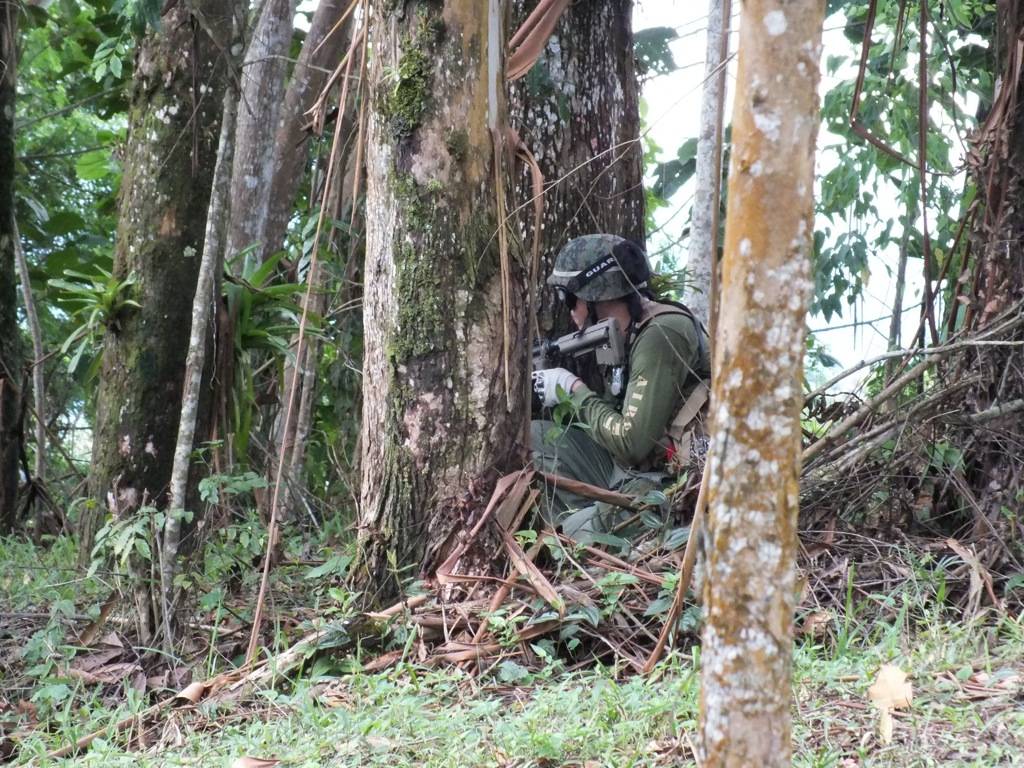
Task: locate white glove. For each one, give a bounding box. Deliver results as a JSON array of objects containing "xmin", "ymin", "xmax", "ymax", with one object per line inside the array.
[{"xmin": 532, "ymin": 367, "xmax": 580, "ymax": 408}]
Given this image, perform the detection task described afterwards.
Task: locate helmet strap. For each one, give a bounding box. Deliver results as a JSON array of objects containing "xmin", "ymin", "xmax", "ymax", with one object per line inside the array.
[{"xmin": 565, "ymin": 253, "xmax": 621, "ymax": 294}]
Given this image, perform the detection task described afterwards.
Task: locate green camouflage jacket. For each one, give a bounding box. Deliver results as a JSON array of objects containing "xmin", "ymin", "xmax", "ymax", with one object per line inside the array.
[{"xmin": 570, "ymin": 302, "xmax": 710, "ymax": 468}]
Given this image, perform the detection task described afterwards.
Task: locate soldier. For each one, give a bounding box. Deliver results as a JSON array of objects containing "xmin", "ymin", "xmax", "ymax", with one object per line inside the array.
[{"xmin": 531, "ymin": 234, "xmax": 711, "ymax": 538}]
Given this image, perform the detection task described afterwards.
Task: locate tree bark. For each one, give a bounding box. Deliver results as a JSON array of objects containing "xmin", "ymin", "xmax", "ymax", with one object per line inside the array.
[
  {"xmin": 13, "ymin": 223, "xmax": 44, "ymax": 488},
  {"xmin": 262, "ymin": 0, "xmax": 353, "ymax": 256},
  {"xmin": 682, "ymin": 0, "xmax": 731, "ymax": 326},
  {"xmin": 356, "ymin": 2, "xmax": 528, "ymax": 595},
  {"xmin": 958, "ymin": 2, "xmax": 1024, "ymax": 542},
  {"xmin": 699, "ymin": 1, "xmax": 823, "ymax": 765},
  {"xmin": 0, "ymin": 6, "xmax": 21, "ymax": 531},
  {"xmin": 161, "ymin": 82, "xmax": 239, "ymax": 644},
  {"xmin": 269, "ymin": 22, "xmax": 361, "ymax": 520},
  {"xmin": 507, "ymin": 0, "xmax": 644, "ymax": 335},
  {"xmin": 89, "ymin": 2, "xmax": 231, "ymax": 557},
  {"xmin": 224, "ymin": 0, "xmax": 295, "ymax": 269}
]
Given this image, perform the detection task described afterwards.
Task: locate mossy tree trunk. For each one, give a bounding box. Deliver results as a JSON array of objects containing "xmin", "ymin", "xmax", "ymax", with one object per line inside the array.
[
  {"xmin": 88, "ymin": 2, "xmax": 230, "ymax": 558},
  {"xmin": 508, "ymin": 0, "xmax": 644, "ymax": 335},
  {"xmin": 699, "ymin": 1, "xmax": 822, "ymax": 765},
  {"xmin": 0, "ymin": 5, "xmax": 21, "ymax": 531},
  {"xmin": 356, "ymin": 2, "xmax": 528, "ymax": 595}
]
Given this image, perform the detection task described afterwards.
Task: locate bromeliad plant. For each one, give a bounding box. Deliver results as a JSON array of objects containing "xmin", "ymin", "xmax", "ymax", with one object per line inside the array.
[
  {"xmin": 48, "ymin": 266, "xmax": 140, "ymax": 378},
  {"xmin": 222, "ymin": 249, "xmax": 319, "ymax": 462}
]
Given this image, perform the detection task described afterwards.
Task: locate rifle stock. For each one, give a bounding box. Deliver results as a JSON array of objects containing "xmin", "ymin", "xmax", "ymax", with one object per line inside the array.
[{"xmin": 531, "ymin": 317, "xmax": 625, "ymax": 372}]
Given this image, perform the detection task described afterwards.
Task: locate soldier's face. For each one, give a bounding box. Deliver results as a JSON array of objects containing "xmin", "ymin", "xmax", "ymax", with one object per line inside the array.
[{"xmin": 570, "ymin": 297, "xmax": 589, "ymax": 330}]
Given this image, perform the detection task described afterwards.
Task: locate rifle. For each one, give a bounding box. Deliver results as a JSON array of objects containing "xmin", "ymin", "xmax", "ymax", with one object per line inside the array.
[{"xmin": 532, "ymin": 317, "xmax": 627, "ymax": 400}]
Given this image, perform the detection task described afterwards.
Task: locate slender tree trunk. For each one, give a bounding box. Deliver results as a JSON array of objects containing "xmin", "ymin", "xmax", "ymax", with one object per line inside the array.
[
  {"xmin": 682, "ymin": 0, "xmax": 732, "ymax": 326},
  {"xmin": 699, "ymin": 1, "xmax": 823, "ymax": 765},
  {"xmin": 884, "ymin": 223, "xmax": 910, "ymax": 383},
  {"xmin": 88, "ymin": 2, "xmax": 231, "ymax": 567},
  {"xmin": 270, "ymin": 26, "xmax": 361, "ymax": 519},
  {"xmin": 507, "ymin": 0, "xmax": 644, "ymax": 335},
  {"xmin": 224, "ymin": 0, "xmax": 295, "ymax": 269},
  {"xmin": 356, "ymin": 2, "xmax": 528, "ymax": 595},
  {"xmin": 161, "ymin": 83, "xmax": 239, "ymax": 645},
  {"xmin": 263, "ymin": 0, "xmax": 353, "ymax": 255},
  {"xmin": 14, "ymin": 224, "xmax": 44, "ymax": 488},
  {"xmin": 0, "ymin": 6, "xmax": 21, "ymax": 531}
]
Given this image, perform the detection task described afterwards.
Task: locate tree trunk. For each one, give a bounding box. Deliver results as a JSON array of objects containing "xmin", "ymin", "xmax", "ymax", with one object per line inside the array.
[
  {"xmin": 884, "ymin": 223, "xmax": 910, "ymax": 383},
  {"xmin": 507, "ymin": 0, "xmax": 644, "ymax": 335},
  {"xmin": 959, "ymin": 2, "xmax": 1024, "ymax": 546},
  {"xmin": 88, "ymin": 2, "xmax": 230, "ymax": 557},
  {"xmin": 682, "ymin": 0, "xmax": 731, "ymax": 326},
  {"xmin": 14, "ymin": 223, "xmax": 45, "ymax": 493},
  {"xmin": 699, "ymin": 1, "xmax": 823, "ymax": 765},
  {"xmin": 161, "ymin": 83, "xmax": 239, "ymax": 645},
  {"xmin": 270, "ymin": 21, "xmax": 361, "ymax": 520},
  {"xmin": 263, "ymin": 0, "xmax": 353, "ymax": 256},
  {"xmin": 0, "ymin": 2, "xmax": 20, "ymax": 531},
  {"xmin": 224, "ymin": 0, "xmax": 295, "ymax": 269},
  {"xmin": 356, "ymin": 2, "xmax": 528, "ymax": 595}
]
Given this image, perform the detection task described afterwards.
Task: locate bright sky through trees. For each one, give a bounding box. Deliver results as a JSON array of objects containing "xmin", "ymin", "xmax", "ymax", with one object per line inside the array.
[{"xmin": 634, "ymin": 2, "xmax": 971, "ymax": 374}]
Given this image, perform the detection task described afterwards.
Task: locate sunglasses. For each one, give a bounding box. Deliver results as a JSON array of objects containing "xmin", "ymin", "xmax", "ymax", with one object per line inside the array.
[{"xmin": 556, "ymin": 288, "xmax": 578, "ymax": 311}]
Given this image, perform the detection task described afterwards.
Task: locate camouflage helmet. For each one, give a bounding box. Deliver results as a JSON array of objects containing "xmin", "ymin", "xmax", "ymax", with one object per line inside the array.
[{"xmin": 547, "ymin": 234, "xmax": 651, "ymax": 302}]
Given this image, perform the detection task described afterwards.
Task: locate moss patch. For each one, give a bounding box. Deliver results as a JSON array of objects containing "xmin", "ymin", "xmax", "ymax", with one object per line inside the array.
[
  {"xmin": 391, "ymin": 241, "xmax": 445, "ymax": 361},
  {"xmin": 382, "ymin": 12, "xmax": 444, "ymax": 140},
  {"xmin": 384, "ymin": 46, "xmax": 430, "ymax": 140},
  {"xmin": 445, "ymin": 128, "xmax": 469, "ymax": 161}
]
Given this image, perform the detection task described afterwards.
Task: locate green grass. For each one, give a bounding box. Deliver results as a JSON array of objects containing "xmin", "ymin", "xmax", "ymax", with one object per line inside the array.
[{"xmin": 3, "ymin": 536, "xmax": 1023, "ymax": 767}]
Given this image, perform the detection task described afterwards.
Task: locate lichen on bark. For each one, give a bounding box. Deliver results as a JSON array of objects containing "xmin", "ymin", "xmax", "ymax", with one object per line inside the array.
[
  {"xmin": 699, "ymin": 1, "xmax": 823, "ymax": 765},
  {"xmin": 381, "ymin": 11, "xmax": 444, "ymax": 140}
]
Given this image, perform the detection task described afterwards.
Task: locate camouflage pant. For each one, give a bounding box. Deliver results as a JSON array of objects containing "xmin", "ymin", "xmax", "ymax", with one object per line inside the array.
[{"xmin": 529, "ymin": 420, "xmax": 665, "ymax": 541}]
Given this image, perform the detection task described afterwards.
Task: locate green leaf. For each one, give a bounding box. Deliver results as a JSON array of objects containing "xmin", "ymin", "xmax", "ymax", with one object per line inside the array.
[
  {"xmin": 75, "ymin": 150, "xmax": 114, "ymax": 181},
  {"xmin": 1004, "ymin": 573, "xmax": 1024, "ymax": 595},
  {"xmin": 643, "ymin": 596, "xmax": 673, "ymax": 617},
  {"xmin": 577, "ymin": 604, "xmax": 601, "ymax": 628},
  {"xmin": 640, "ymin": 489, "xmax": 668, "ymax": 507},
  {"xmin": 305, "ymin": 554, "xmax": 353, "ymax": 580},
  {"xmin": 134, "ymin": 536, "xmax": 151, "ymax": 561},
  {"xmin": 634, "ymin": 26, "xmax": 677, "ymax": 78},
  {"xmin": 651, "ymin": 138, "xmax": 698, "ymax": 201},
  {"xmin": 496, "ymin": 660, "xmax": 531, "ymax": 684},
  {"xmin": 663, "ymin": 526, "xmax": 690, "ymax": 551}
]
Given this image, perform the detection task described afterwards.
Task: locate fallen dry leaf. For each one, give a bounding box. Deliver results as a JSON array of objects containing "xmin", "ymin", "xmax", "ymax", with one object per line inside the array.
[
  {"xmin": 70, "ymin": 648, "xmax": 121, "ymax": 674},
  {"xmin": 869, "ymin": 664, "xmax": 913, "ymax": 709},
  {"xmin": 98, "ymin": 631, "xmax": 123, "ymax": 648},
  {"xmin": 66, "ymin": 661, "xmax": 143, "ymax": 686},
  {"xmin": 173, "ymin": 681, "xmax": 207, "ymax": 704},
  {"xmin": 868, "ymin": 664, "xmax": 913, "ymax": 745},
  {"xmin": 801, "ymin": 611, "xmax": 833, "ymax": 638},
  {"xmin": 231, "ymin": 758, "xmax": 280, "ymax": 768}
]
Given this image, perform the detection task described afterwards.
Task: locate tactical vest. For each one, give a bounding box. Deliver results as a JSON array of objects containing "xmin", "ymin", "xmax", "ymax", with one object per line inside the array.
[{"xmin": 627, "ymin": 300, "xmax": 711, "ymax": 471}]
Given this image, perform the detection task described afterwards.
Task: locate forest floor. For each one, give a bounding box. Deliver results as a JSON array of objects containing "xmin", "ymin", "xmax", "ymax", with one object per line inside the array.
[{"xmin": 1, "ymin": 534, "xmax": 1022, "ymax": 768}]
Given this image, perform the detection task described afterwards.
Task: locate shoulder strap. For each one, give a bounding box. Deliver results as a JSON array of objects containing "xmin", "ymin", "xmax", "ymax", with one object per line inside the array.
[
  {"xmin": 633, "ymin": 300, "xmax": 710, "ymax": 368},
  {"xmin": 668, "ymin": 382, "xmax": 709, "ymax": 440}
]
